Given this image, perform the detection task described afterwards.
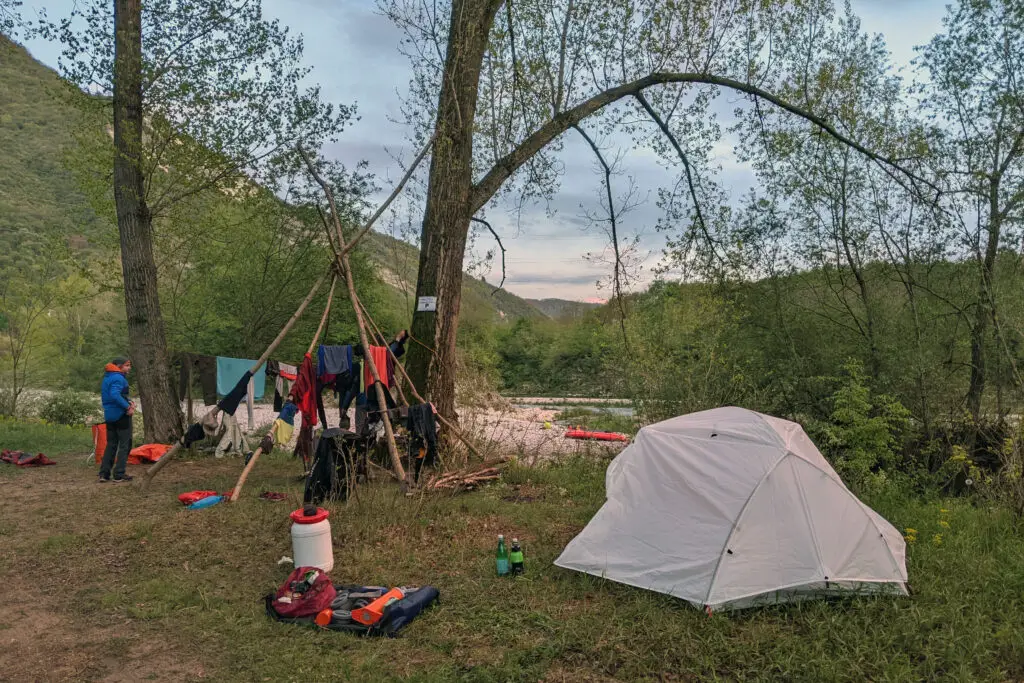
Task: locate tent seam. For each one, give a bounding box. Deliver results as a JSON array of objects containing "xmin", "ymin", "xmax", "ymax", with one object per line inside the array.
[
  {"xmin": 750, "ymin": 410, "xmax": 790, "ymax": 449},
  {"xmin": 790, "ymin": 456, "xmax": 829, "ymax": 581},
  {"xmin": 852, "ymin": 498, "xmax": 907, "ymax": 583},
  {"xmin": 702, "ymin": 451, "xmax": 790, "ymax": 608}
]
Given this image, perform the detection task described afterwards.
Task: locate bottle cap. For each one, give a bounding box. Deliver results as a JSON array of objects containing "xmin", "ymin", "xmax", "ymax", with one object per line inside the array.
[
  {"xmin": 498, "ymin": 534, "xmax": 504, "ymax": 539},
  {"xmin": 512, "ymin": 538, "xmax": 519, "ymax": 543}
]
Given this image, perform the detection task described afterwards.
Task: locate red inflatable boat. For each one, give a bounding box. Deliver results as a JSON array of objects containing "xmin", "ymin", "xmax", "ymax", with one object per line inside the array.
[{"xmin": 565, "ymin": 427, "xmax": 630, "ymax": 442}]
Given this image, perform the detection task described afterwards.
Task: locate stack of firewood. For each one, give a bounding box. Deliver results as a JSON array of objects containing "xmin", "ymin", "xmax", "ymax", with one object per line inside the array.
[{"xmin": 425, "ymin": 459, "xmax": 508, "ymax": 492}]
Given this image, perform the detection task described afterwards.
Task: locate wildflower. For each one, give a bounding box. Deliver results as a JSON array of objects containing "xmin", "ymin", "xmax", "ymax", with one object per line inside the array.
[
  {"xmin": 932, "ymin": 534, "xmax": 943, "ymax": 547},
  {"xmin": 905, "ymin": 534, "xmax": 917, "ymax": 545},
  {"xmin": 939, "ymin": 508, "xmax": 949, "ymax": 514},
  {"xmin": 938, "ymin": 520, "xmax": 950, "ymax": 529},
  {"xmin": 905, "ymin": 528, "xmax": 917, "ymax": 535}
]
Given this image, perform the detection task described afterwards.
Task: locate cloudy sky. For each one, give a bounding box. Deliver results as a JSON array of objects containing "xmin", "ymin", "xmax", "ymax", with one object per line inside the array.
[{"xmin": 19, "ymin": 0, "xmax": 947, "ymax": 302}]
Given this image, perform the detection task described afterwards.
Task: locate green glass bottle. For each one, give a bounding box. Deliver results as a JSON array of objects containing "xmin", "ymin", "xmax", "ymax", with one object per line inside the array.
[
  {"xmin": 510, "ymin": 538, "xmax": 524, "ymax": 575},
  {"xmin": 496, "ymin": 534, "xmax": 510, "ymax": 576}
]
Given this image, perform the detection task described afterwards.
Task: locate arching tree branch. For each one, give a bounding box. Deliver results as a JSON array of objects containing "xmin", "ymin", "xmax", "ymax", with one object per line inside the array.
[
  {"xmin": 470, "ymin": 216, "xmax": 507, "ymax": 293},
  {"xmin": 470, "ymin": 71, "xmax": 936, "ymax": 213}
]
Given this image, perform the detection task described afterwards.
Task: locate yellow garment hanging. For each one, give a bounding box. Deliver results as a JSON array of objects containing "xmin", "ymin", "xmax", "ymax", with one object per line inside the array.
[{"xmin": 272, "ymin": 418, "xmax": 294, "ymax": 446}]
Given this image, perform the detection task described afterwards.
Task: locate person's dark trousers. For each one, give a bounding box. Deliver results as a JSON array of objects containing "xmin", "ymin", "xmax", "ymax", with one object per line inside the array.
[{"xmin": 99, "ymin": 414, "xmax": 133, "ymax": 479}]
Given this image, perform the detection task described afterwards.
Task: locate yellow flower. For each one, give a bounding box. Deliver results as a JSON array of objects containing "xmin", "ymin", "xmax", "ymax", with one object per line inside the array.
[
  {"xmin": 939, "ymin": 508, "xmax": 949, "ymax": 514},
  {"xmin": 932, "ymin": 534, "xmax": 943, "ymax": 547},
  {"xmin": 938, "ymin": 520, "xmax": 950, "ymax": 529},
  {"xmin": 905, "ymin": 528, "xmax": 918, "ymax": 535},
  {"xmin": 905, "ymin": 534, "xmax": 917, "ymax": 544}
]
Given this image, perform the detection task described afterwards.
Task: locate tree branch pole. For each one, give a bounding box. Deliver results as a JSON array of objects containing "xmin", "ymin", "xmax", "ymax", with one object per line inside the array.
[
  {"xmin": 140, "ymin": 265, "xmax": 332, "ymax": 490},
  {"xmin": 633, "ymin": 92, "xmax": 713, "ymax": 249},
  {"xmin": 229, "ymin": 275, "xmax": 337, "ymax": 502},
  {"xmin": 353, "ymin": 292, "xmax": 486, "ymax": 462},
  {"xmin": 339, "ymin": 132, "xmax": 435, "ymax": 258},
  {"xmin": 470, "ymin": 71, "xmax": 937, "ymax": 213},
  {"xmin": 470, "ymin": 216, "xmax": 506, "ymax": 293},
  {"xmin": 299, "ymin": 148, "xmax": 409, "ymax": 486},
  {"xmin": 573, "ymin": 124, "xmax": 630, "ymax": 351}
]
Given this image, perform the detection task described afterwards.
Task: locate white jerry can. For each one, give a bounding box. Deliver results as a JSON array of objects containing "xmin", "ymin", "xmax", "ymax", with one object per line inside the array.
[{"xmin": 289, "ymin": 505, "xmax": 334, "ymax": 572}]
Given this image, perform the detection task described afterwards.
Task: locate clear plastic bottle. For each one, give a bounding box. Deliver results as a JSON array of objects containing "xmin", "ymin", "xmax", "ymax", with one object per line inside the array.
[{"xmin": 496, "ymin": 534, "xmax": 510, "ymax": 576}]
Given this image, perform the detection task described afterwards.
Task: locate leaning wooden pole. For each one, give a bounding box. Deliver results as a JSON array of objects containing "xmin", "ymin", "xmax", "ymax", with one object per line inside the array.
[
  {"xmin": 340, "ymin": 132, "xmax": 435, "ymax": 258},
  {"xmin": 299, "ymin": 148, "xmax": 409, "ymax": 487},
  {"xmin": 230, "ymin": 276, "xmax": 337, "ymax": 502},
  {"xmin": 140, "ymin": 266, "xmax": 332, "ymax": 490},
  {"xmin": 354, "ymin": 292, "xmax": 485, "ymax": 462}
]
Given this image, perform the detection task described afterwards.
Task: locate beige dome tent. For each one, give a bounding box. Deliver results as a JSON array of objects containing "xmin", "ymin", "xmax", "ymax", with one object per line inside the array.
[{"xmin": 555, "ymin": 407, "xmax": 908, "ymax": 612}]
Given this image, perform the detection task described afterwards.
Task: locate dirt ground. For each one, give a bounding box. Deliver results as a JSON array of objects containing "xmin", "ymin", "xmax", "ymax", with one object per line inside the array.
[{"xmin": 0, "ymin": 456, "xmax": 224, "ymax": 682}]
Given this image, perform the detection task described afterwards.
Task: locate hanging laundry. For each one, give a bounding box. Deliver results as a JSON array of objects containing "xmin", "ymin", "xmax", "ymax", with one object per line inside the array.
[
  {"xmin": 218, "ymin": 371, "xmax": 252, "ymax": 417},
  {"xmin": 174, "ymin": 353, "xmax": 217, "ymax": 406},
  {"xmin": 272, "ymin": 418, "xmax": 295, "ymax": 446},
  {"xmin": 182, "ymin": 422, "xmax": 207, "ymax": 447},
  {"xmin": 289, "ymin": 354, "xmax": 318, "ymax": 428},
  {"xmin": 318, "ymin": 345, "xmax": 353, "ymax": 379},
  {"xmin": 363, "ymin": 346, "xmax": 392, "ymax": 389},
  {"xmin": 279, "ymin": 401, "xmax": 298, "ymax": 426},
  {"xmin": 407, "ymin": 403, "xmax": 438, "ymax": 483},
  {"xmin": 269, "ymin": 399, "xmax": 298, "ymax": 447},
  {"xmin": 269, "ymin": 361, "xmax": 298, "ymax": 411},
  {"xmin": 215, "ymin": 412, "xmax": 249, "ymax": 458},
  {"xmin": 216, "ymin": 357, "xmax": 266, "ymax": 400},
  {"xmin": 338, "ymin": 358, "xmax": 361, "ymax": 428}
]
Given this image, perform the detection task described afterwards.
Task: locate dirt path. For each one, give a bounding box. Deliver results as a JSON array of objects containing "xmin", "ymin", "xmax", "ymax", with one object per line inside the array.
[{"xmin": 0, "ymin": 456, "xmax": 236, "ymax": 681}]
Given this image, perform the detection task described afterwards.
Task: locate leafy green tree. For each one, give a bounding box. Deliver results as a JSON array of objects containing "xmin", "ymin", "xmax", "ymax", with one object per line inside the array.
[
  {"xmin": 918, "ymin": 0, "xmax": 1024, "ymax": 436},
  {"xmin": 37, "ymin": 0, "xmax": 353, "ymax": 441},
  {"xmin": 384, "ymin": 0, "xmax": 917, "ymax": 424}
]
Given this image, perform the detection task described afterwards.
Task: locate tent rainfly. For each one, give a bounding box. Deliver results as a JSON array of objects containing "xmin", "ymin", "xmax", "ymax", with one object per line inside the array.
[{"xmin": 555, "ymin": 406, "xmax": 909, "ymax": 612}]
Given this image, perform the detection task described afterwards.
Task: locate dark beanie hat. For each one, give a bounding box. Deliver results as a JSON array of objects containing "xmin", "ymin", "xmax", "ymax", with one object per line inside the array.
[{"xmin": 112, "ymin": 356, "xmax": 129, "ymax": 367}]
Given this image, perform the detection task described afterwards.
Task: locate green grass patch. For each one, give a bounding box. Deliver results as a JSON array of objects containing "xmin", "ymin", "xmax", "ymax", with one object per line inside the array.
[
  {"xmin": 2, "ymin": 421, "xmax": 1024, "ymax": 681},
  {"xmin": 0, "ymin": 416, "xmax": 92, "ymax": 456},
  {"xmin": 554, "ymin": 406, "xmax": 637, "ymax": 435}
]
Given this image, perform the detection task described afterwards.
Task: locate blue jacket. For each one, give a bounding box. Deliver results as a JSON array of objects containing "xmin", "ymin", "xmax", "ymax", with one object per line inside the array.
[{"xmin": 101, "ymin": 367, "xmax": 131, "ymax": 422}]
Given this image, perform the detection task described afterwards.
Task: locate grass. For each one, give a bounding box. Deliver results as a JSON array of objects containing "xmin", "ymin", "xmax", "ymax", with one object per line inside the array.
[
  {"xmin": 0, "ymin": 416, "xmax": 92, "ymax": 457},
  {"xmin": 554, "ymin": 407, "xmax": 637, "ymax": 435},
  {"xmin": 1, "ymin": 419, "xmax": 1023, "ymax": 681}
]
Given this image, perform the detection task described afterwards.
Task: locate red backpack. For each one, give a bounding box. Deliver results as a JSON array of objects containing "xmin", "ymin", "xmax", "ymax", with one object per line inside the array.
[{"xmin": 271, "ymin": 567, "xmax": 336, "ymax": 619}]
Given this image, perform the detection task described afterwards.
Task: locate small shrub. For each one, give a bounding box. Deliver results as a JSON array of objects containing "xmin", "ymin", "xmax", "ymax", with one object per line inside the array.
[
  {"xmin": 809, "ymin": 359, "xmax": 911, "ymax": 492},
  {"xmin": 39, "ymin": 389, "xmax": 101, "ymax": 426},
  {"xmin": 0, "ymin": 386, "xmax": 17, "ymax": 417}
]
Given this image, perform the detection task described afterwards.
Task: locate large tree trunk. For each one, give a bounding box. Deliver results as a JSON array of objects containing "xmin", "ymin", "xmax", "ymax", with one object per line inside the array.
[
  {"xmin": 406, "ymin": 0, "xmax": 503, "ymax": 424},
  {"xmin": 113, "ymin": 0, "xmax": 183, "ymax": 443},
  {"xmin": 965, "ymin": 177, "xmax": 1002, "ymax": 444}
]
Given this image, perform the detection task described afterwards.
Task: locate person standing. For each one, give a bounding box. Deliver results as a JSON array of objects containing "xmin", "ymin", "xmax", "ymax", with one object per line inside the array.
[{"xmin": 99, "ymin": 357, "xmax": 135, "ymax": 483}]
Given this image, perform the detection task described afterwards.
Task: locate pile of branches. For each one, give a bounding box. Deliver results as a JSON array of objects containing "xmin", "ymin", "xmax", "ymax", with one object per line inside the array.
[{"xmin": 424, "ymin": 458, "xmax": 508, "ymax": 492}]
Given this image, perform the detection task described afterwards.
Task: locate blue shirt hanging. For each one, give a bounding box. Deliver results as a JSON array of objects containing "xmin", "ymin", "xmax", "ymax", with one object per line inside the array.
[{"xmin": 216, "ymin": 356, "xmax": 266, "ymax": 400}]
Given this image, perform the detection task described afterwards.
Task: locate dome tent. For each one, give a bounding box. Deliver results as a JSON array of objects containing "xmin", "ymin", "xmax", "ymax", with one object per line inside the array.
[{"xmin": 555, "ymin": 407, "xmax": 908, "ymax": 612}]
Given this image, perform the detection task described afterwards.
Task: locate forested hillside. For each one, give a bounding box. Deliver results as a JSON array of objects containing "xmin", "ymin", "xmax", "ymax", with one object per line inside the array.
[
  {"xmin": 0, "ymin": 34, "xmax": 107, "ymax": 270},
  {"xmin": 0, "ymin": 34, "xmax": 542, "ymax": 401}
]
